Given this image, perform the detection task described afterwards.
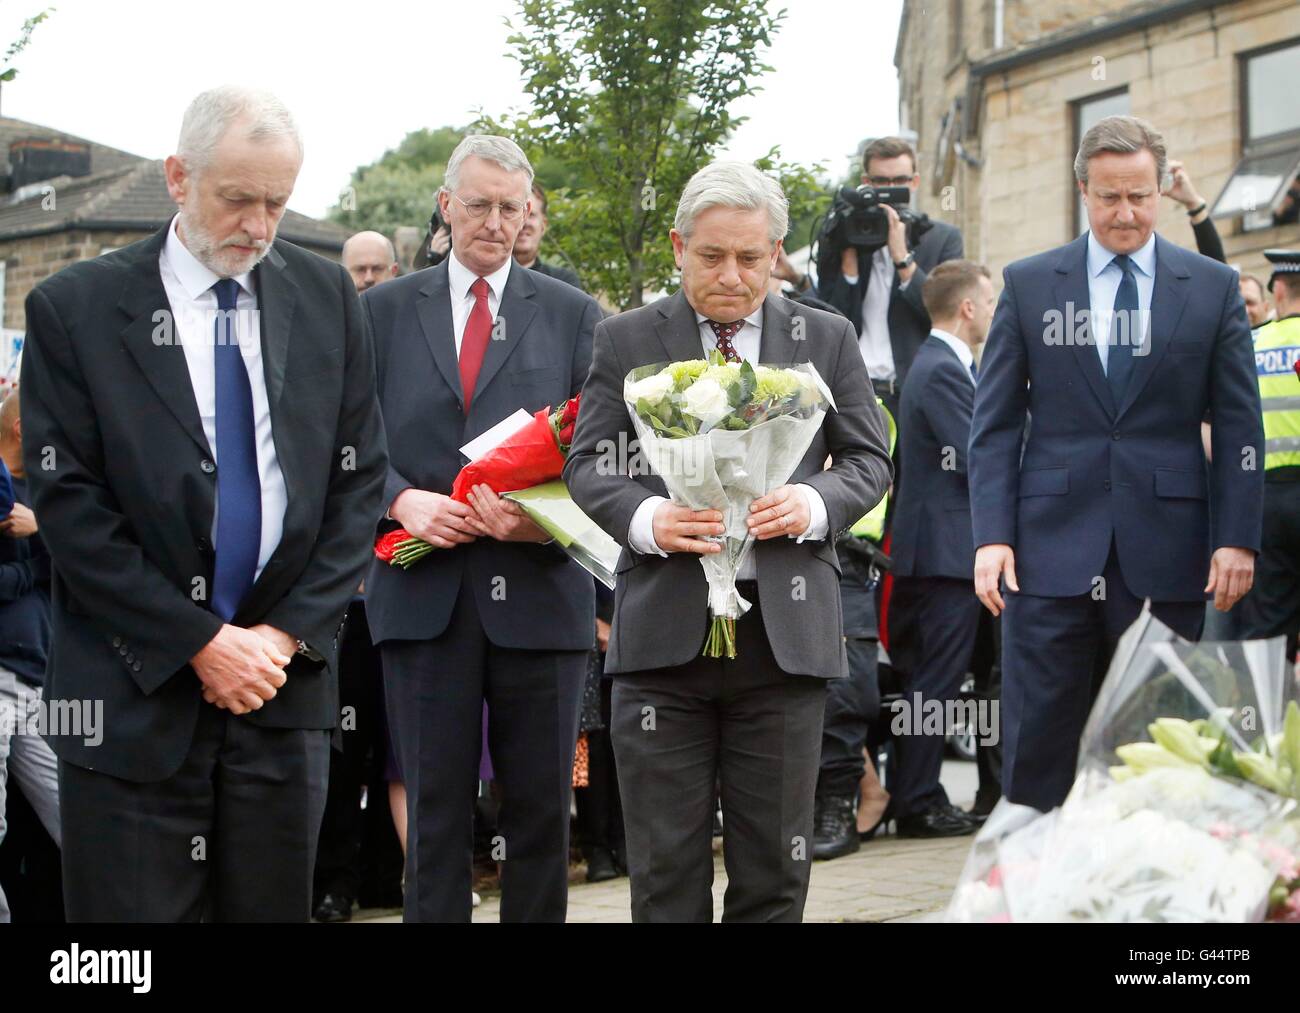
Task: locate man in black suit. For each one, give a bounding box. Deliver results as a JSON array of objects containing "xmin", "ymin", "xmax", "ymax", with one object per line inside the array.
[
  {"xmin": 564, "ymin": 161, "xmax": 893, "ymax": 922},
  {"xmin": 21, "ymin": 86, "xmax": 388, "ymax": 921},
  {"xmin": 513, "ymin": 182, "xmax": 585, "ymax": 292},
  {"xmin": 365, "ymin": 135, "xmax": 601, "ymax": 923},
  {"xmin": 888, "ymin": 260, "xmax": 995, "ymax": 837},
  {"xmin": 817, "ymin": 136, "xmax": 964, "ymax": 415}
]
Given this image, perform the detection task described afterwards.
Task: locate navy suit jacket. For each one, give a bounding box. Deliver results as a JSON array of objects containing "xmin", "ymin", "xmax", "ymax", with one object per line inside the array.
[
  {"xmin": 891, "ymin": 334, "xmax": 976, "ymax": 580},
  {"xmin": 363, "ymin": 259, "xmax": 600, "ymax": 649},
  {"xmin": 968, "ymin": 232, "xmax": 1263, "ymax": 601}
]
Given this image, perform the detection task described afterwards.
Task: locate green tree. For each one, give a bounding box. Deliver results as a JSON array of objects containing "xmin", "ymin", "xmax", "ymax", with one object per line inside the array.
[
  {"xmin": 497, "ymin": 0, "xmax": 827, "ymax": 309},
  {"xmin": 329, "ymin": 126, "xmax": 467, "ymax": 236},
  {"xmin": 0, "ymin": 7, "xmax": 54, "ymax": 112}
]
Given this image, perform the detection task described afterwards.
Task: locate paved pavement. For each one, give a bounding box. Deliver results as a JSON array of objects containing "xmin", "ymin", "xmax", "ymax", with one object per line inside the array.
[{"xmin": 354, "ymin": 759, "xmax": 978, "ymax": 924}]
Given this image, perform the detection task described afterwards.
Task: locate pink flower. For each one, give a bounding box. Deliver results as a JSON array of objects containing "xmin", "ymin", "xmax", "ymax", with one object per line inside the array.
[{"xmin": 987, "ymin": 865, "xmax": 1003, "ymax": 888}]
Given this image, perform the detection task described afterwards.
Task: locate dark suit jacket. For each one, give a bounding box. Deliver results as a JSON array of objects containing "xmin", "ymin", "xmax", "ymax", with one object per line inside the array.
[
  {"xmin": 21, "ymin": 226, "xmax": 389, "ymax": 781},
  {"xmin": 0, "ymin": 476, "xmax": 51, "ymax": 686},
  {"xmin": 563, "ymin": 290, "xmax": 894, "ymax": 680},
  {"xmin": 363, "ymin": 259, "xmax": 600, "ymax": 649},
  {"xmin": 817, "ymin": 218, "xmax": 963, "ymax": 388},
  {"xmin": 968, "ymin": 232, "xmax": 1264, "ymax": 601},
  {"xmin": 529, "ymin": 257, "xmax": 584, "ymax": 292},
  {"xmin": 891, "ymin": 334, "xmax": 977, "ymax": 580}
]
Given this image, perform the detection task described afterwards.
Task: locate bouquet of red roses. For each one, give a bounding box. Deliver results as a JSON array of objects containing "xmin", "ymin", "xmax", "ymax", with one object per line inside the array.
[
  {"xmin": 449, "ymin": 395, "xmax": 579, "ymax": 503},
  {"xmin": 374, "ymin": 396, "xmax": 586, "ymax": 571}
]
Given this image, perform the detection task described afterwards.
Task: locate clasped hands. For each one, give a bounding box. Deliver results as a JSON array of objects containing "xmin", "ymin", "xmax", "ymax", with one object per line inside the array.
[
  {"xmin": 192, "ymin": 622, "xmax": 296, "ymax": 715},
  {"xmin": 391, "ymin": 485, "xmax": 549, "ymax": 549},
  {"xmin": 652, "ymin": 485, "xmax": 811, "ymax": 554}
]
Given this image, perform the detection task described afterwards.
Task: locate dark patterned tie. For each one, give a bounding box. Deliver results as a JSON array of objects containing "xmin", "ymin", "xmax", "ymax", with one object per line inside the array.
[
  {"xmin": 708, "ymin": 319, "xmax": 743, "ymax": 363},
  {"xmin": 1107, "ymin": 254, "xmax": 1139, "ymax": 403}
]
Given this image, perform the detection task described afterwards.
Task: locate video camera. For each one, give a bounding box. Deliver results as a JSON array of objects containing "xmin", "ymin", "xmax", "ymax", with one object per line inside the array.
[{"xmin": 819, "ymin": 183, "xmax": 933, "ymax": 254}]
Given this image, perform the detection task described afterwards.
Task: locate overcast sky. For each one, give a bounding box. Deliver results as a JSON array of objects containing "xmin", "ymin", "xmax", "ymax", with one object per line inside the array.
[{"xmin": 0, "ymin": 0, "xmax": 904, "ymax": 218}]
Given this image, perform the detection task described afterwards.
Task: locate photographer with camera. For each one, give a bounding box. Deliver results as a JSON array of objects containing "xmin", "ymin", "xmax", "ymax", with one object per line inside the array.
[{"xmin": 816, "ymin": 137, "xmax": 963, "ymax": 420}]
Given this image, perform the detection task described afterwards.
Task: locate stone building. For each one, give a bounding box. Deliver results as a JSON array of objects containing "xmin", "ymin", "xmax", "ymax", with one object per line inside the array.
[
  {"xmin": 0, "ymin": 116, "xmax": 351, "ymax": 371},
  {"xmin": 894, "ymin": 0, "xmax": 1300, "ymax": 281}
]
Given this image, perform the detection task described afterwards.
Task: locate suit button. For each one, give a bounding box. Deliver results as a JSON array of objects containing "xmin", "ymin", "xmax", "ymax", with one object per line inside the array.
[
  {"xmin": 200, "ymin": 459, "xmax": 215, "ymax": 474},
  {"xmin": 196, "ymin": 536, "xmax": 211, "ymax": 551},
  {"xmin": 1104, "ymin": 480, "xmax": 1112, "ymax": 491},
  {"xmin": 119, "ymin": 645, "xmax": 128, "ymax": 656},
  {"xmin": 112, "ymin": 636, "xmax": 122, "ymax": 648},
  {"xmin": 132, "ymin": 661, "xmax": 142, "ymax": 672},
  {"xmin": 1112, "ymin": 431, "xmax": 1120, "ymax": 440}
]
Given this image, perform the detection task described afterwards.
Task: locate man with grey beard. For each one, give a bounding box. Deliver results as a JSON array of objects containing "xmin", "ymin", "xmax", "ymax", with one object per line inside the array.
[{"xmin": 21, "ymin": 85, "xmax": 387, "ymax": 921}]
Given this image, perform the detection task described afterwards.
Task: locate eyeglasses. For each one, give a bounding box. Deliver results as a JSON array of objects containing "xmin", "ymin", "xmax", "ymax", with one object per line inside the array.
[
  {"xmin": 452, "ymin": 193, "xmax": 526, "ymax": 221},
  {"xmin": 866, "ymin": 175, "xmax": 914, "ymax": 187}
]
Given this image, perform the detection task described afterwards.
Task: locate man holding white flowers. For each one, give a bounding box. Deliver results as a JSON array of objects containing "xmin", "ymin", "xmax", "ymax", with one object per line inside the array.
[{"xmin": 564, "ymin": 161, "xmax": 893, "ymax": 922}]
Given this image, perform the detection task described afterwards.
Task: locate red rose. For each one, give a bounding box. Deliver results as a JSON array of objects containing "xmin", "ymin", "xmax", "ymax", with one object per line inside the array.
[
  {"xmin": 374, "ymin": 528, "xmax": 412, "ymax": 563},
  {"xmin": 559, "ymin": 420, "xmax": 576, "ymax": 446},
  {"xmin": 562, "ymin": 393, "xmax": 580, "ymax": 426}
]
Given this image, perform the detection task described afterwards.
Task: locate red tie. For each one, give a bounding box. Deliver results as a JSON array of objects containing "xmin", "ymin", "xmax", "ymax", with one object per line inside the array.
[{"xmin": 459, "ymin": 277, "xmax": 492, "ymax": 414}]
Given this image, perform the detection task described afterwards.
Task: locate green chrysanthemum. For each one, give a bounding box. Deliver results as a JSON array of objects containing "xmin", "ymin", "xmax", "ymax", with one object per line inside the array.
[{"xmin": 666, "ymin": 359, "xmax": 710, "ymax": 390}]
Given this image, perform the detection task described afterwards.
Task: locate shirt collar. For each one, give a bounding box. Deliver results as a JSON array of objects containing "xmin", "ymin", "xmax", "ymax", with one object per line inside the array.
[
  {"xmin": 930, "ymin": 328, "xmax": 975, "ymax": 371},
  {"xmin": 163, "ymin": 213, "xmax": 255, "ymax": 301},
  {"xmin": 694, "ymin": 305, "xmax": 765, "ymax": 330},
  {"xmin": 448, "ymin": 250, "xmax": 512, "ymax": 303},
  {"xmin": 1087, "ymin": 229, "xmax": 1157, "ymax": 280}
]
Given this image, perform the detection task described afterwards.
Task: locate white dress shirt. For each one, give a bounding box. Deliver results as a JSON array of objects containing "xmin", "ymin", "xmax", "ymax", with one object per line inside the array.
[
  {"xmin": 929, "ymin": 327, "xmax": 976, "ymax": 381},
  {"xmin": 1086, "ymin": 229, "xmax": 1156, "ymax": 375},
  {"xmin": 158, "ymin": 214, "xmax": 286, "ymax": 580},
  {"xmin": 447, "ymin": 251, "xmax": 512, "ymax": 356},
  {"xmin": 626, "ymin": 305, "xmax": 829, "ymax": 575},
  {"xmin": 855, "ymin": 247, "xmax": 899, "ymax": 381}
]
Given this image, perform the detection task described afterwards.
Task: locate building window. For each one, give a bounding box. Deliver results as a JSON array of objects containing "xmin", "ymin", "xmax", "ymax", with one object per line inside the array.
[
  {"xmin": 1212, "ymin": 39, "xmax": 1300, "ymax": 230},
  {"xmin": 1072, "ymin": 88, "xmax": 1130, "ymax": 236}
]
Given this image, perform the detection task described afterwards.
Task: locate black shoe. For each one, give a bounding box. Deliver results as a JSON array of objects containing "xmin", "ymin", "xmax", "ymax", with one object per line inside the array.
[
  {"xmin": 813, "ymin": 795, "xmax": 860, "ymax": 860},
  {"xmin": 896, "ymin": 803, "xmax": 979, "ymax": 839},
  {"xmin": 858, "ymin": 797, "xmax": 894, "ymax": 841},
  {"xmin": 312, "ymin": 893, "xmax": 354, "ymax": 923},
  {"xmin": 968, "ymin": 790, "xmax": 1001, "ymax": 823},
  {"xmin": 585, "ymin": 847, "xmax": 620, "ymax": 883}
]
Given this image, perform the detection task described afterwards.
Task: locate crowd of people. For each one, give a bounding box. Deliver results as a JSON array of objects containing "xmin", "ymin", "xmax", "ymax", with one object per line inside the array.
[{"xmin": 0, "ymin": 83, "xmax": 1296, "ymax": 924}]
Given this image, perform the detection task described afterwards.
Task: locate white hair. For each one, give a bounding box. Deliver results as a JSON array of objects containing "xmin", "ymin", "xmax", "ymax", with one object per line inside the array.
[
  {"xmin": 176, "ymin": 85, "xmax": 302, "ymax": 174},
  {"xmin": 442, "ymin": 134, "xmax": 534, "ymax": 194},
  {"xmin": 674, "ymin": 161, "xmax": 789, "ymax": 244}
]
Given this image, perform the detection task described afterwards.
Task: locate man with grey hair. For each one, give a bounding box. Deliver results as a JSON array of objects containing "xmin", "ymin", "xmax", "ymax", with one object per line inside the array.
[
  {"xmin": 364, "ymin": 133, "xmax": 601, "ymax": 921},
  {"xmin": 21, "ymin": 85, "xmax": 388, "ymax": 920},
  {"xmin": 970, "ymin": 114, "xmax": 1263, "ymax": 811},
  {"xmin": 564, "ymin": 160, "xmax": 892, "ymax": 922}
]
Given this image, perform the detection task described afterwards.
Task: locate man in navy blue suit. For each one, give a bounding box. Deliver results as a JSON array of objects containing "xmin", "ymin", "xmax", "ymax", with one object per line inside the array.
[
  {"xmin": 889, "ymin": 260, "xmax": 995, "ymax": 836},
  {"xmin": 969, "ymin": 116, "xmax": 1264, "ymax": 812}
]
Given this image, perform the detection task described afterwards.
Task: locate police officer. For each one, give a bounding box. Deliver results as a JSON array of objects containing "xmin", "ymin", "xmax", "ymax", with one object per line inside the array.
[{"xmin": 1236, "ymin": 250, "xmax": 1300, "ymax": 658}]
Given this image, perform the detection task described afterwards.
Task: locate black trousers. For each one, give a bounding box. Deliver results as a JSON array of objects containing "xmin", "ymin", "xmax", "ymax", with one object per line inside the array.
[
  {"xmin": 1236, "ymin": 478, "xmax": 1300, "ymax": 654},
  {"xmin": 380, "ymin": 582, "xmax": 586, "ymax": 923},
  {"xmin": 887, "ymin": 576, "xmax": 983, "ymax": 817},
  {"xmin": 313, "ymin": 600, "xmax": 404, "ymax": 906},
  {"xmin": 574, "ymin": 676, "xmax": 624, "ymax": 857},
  {"xmin": 611, "ymin": 585, "xmax": 827, "ymax": 923},
  {"xmin": 1001, "ymin": 541, "xmax": 1204, "ymax": 812},
  {"xmin": 60, "ymin": 703, "xmax": 329, "ymax": 922}
]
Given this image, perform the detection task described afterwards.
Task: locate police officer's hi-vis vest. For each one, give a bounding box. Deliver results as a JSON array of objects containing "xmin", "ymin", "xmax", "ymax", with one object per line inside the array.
[
  {"xmin": 848, "ymin": 399, "xmax": 897, "ymax": 542},
  {"xmin": 1254, "ymin": 315, "xmax": 1300, "ymax": 471}
]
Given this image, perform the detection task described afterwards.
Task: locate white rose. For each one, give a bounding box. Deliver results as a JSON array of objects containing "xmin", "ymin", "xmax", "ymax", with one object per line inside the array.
[
  {"xmin": 680, "ymin": 377, "xmax": 732, "ymax": 427},
  {"xmin": 626, "ymin": 371, "xmax": 674, "ymax": 405}
]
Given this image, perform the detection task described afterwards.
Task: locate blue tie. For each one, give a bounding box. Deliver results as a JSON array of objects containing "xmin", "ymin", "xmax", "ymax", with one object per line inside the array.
[
  {"xmin": 969, "ymin": 361, "xmax": 979, "ymax": 384},
  {"xmin": 211, "ymin": 279, "xmax": 261, "ymax": 621},
  {"xmin": 1107, "ymin": 254, "xmax": 1139, "ymax": 403}
]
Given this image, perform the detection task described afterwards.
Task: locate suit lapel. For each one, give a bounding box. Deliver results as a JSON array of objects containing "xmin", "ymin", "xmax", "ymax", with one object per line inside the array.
[
  {"xmin": 654, "ymin": 290, "xmax": 709, "ymax": 363},
  {"xmin": 471, "ymin": 263, "xmax": 538, "ymax": 403},
  {"xmin": 415, "ymin": 262, "xmax": 464, "ymax": 403},
  {"xmin": 252, "ymin": 245, "xmax": 296, "ymax": 413},
  {"xmin": 118, "ymin": 226, "xmax": 212, "ymax": 457},
  {"xmin": 1116, "ymin": 235, "xmax": 1188, "ymax": 420},
  {"xmin": 1053, "ymin": 234, "xmax": 1116, "ymax": 418},
  {"xmin": 758, "ymin": 293, "xmax": 803, "ymax": 365}
]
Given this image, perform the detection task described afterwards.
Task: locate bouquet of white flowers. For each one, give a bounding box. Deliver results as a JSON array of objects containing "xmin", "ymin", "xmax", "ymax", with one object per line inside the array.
[
  {"xmin": 623, "ymin": 352, "xmax": 834, "ymax": 657},
  {"xmin": 947, "ymin": 608, "xmax": 1300, "ymax": 923}
]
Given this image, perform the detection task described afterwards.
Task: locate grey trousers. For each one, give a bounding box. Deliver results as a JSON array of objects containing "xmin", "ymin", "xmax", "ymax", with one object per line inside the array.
[
  {"xmin": 0, "ymin": 667, "xmax": 61, "ymax": 923},
  {"xmin": 611, "ymin": 593, "xmax": 827, "ymax": 923}
]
